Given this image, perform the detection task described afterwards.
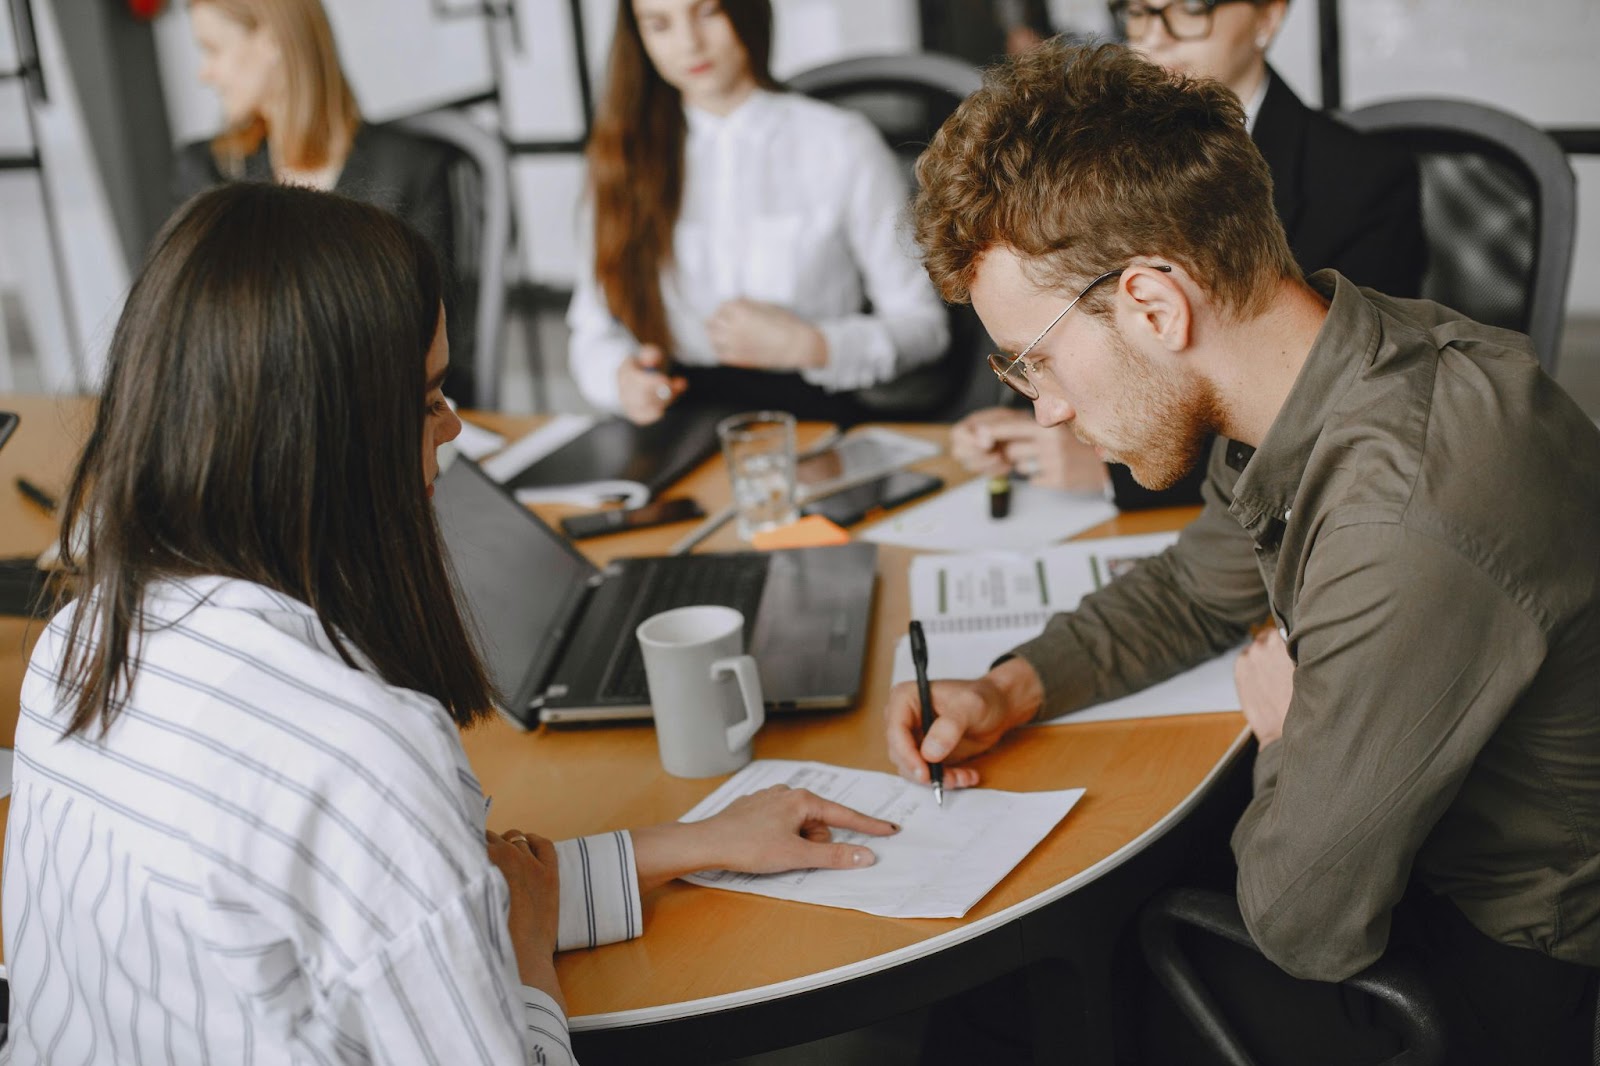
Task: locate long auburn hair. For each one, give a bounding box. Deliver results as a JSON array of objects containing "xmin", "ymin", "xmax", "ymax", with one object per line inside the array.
[
  {"xmin": 586, "ymin": 0, "xmax": 780, "ymax": 350},
  {"xmin": 194, "ymin": 0, "xmax": 361, "ymax": 172},
  {"xmin": 55, "ymin": 182, "xmax": 494, "ymax": 737}
]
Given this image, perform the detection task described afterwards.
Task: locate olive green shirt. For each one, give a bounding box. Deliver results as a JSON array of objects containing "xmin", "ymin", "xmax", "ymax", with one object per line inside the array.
[{"xmin": 1013, "ymin": 271, "xmax": 1600, "ymax": 981}]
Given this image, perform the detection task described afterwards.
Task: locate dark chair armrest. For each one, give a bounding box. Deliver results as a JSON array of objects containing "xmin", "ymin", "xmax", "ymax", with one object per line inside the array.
[{"xmin": 1138, "ymin": 887, "xmax": 1447, "ymax": 1066}]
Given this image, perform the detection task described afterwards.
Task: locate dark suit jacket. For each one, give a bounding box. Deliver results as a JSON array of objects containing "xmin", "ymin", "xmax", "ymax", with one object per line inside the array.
[
  {"xmin": 172, "ymin": 124, "xmax": 475, "ymax": 400},
  {"xmin": 1108, "ymin": 69, "xmax": 1427, "ymax": 510}
]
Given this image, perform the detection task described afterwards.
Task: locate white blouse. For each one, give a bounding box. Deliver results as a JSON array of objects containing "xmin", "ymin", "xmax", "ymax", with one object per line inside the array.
[
  {"xmin": 3, "ymin": 577, "xmax": 640, "ymax": 1065},
  {"xmin": 567, "ymin": 89, "xmax": 950, "ymax": 411}
]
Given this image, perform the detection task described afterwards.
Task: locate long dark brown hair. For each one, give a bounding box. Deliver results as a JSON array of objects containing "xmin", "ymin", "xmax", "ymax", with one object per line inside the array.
[
  {"xmin": 55, "ymin": 182, "xmax": 493, "ymax": 737},
  {"xmin": 586, "ymin": 0, "xmax": 780, "ymax": 351}
]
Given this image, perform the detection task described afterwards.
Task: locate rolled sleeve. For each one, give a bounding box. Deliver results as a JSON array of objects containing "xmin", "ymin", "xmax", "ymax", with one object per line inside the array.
[
  {"xmin": 1230, "ymin": 522, "xmax": 1544, "ymax": 981},
  {"xmin": 554, "ymin": 830, "xmax": 643, "ymax": 952}
]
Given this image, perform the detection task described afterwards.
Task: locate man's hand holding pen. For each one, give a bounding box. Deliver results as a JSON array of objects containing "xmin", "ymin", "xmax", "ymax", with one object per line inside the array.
[{"xmin": 882, "ymin": 656, "xmax": 1044, "ymax": 792}]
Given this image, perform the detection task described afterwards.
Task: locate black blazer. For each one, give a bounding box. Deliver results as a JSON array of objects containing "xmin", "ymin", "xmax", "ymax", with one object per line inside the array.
[
  {"xmin": 1108, "ymin": 69, "xmax": 1427, "ymax": 510},
  {"xmin": 172, "ymin": 124, "xmax": 474, "ymax": 400}
]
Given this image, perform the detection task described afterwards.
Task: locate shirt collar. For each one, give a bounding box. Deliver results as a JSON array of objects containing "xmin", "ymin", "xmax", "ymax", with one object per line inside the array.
[
  {"xmin": 684, "ymin": 87, "xmax": 775, "ymax": 141},
  {"xmin": 1227, "ymin": 271, "xmax": 1380, "ymax": 536},
  {"xmin": 1242, "ymin": 74, "xmax": 1270, "ymax": 135},
  {"xmin": 144, "ymin": 575, "xmax": 358, "ymax": 665}
]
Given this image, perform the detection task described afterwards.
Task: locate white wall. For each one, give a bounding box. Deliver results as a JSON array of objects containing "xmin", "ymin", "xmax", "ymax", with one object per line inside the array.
[{"xmin": 0, "ymin": 0, "xmax": 129, "ymax": 391}]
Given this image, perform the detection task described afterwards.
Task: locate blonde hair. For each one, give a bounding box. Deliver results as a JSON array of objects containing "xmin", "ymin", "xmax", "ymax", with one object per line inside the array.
[{"xmin": 194, "ymin": 0, "xmax": 360, "ymax": 172}]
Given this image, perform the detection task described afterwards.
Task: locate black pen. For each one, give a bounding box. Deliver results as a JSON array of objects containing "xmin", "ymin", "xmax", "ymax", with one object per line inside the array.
[
  {"xmin": 908, "ymin": 620, "xmax": 944, "ymax": 807},
  {"xmin": 15, "ymin": 476, "xmax": 58, "ymax": 515}
]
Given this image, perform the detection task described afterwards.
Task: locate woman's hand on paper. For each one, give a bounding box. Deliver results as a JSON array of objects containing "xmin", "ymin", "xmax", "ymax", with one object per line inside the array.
[
  {"xmin": 1235, "ymin": 628, "xmax": 1295, "ymax": 747},
  {"xmin": 882, "ymin": 658, "xmax": 1043, "ymax": 790},
  {"xmin": 631, "ymin": 786, "xmax": 897, "ymax": 892},
  {"xmin": 951, "ymin": 407, "xmax": 1108, "ymax": 492},
  {"xmin": 486, "ymin": 828, "xmax": 565, "ymax": 1009},
  {"xmin": 617, "ymin": 344, "xmax": 686, "ymax": 425},
  {"xmin": 706, "ymin": 299, "xmax": 828, "ymax": 371}
]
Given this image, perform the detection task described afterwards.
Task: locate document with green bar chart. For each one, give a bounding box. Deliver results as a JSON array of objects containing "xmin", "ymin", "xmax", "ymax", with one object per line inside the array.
[{"xmin": 891, "ymin": 532, "xmax": 1241, "ymax": 723}]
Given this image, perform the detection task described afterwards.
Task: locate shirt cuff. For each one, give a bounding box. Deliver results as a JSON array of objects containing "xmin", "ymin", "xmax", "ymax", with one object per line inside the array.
[
  {"xmin": 553, "ymin": 830, "xmax": 644, "ymax": 951},
  {"xmin": 519, "ymin": 987, "xmax": 576, "ymax": 1066},
  {"xmin": 802, "ymin": 317, "xmax": 899, "ymax": 392},
  {"xmin": 1009, "ymin": 629, "xmax": 1104, "ymax": 723}
]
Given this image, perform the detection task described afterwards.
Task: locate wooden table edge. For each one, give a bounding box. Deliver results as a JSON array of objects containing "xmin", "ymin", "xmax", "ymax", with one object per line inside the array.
[{"xmin": 569, "ymin": 723, "xmax": 1252, "ymax": 1031}]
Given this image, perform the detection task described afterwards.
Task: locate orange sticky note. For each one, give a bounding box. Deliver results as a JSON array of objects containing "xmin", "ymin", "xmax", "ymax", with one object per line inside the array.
[{"xmin": 750, "ymin": 514, "xmax": 851, "ymax": 551}]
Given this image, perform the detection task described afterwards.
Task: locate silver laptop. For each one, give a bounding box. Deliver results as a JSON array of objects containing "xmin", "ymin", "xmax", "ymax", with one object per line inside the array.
[{"xmin": 434, "ymin": 457, "xmax": 878, "ymax": 726}]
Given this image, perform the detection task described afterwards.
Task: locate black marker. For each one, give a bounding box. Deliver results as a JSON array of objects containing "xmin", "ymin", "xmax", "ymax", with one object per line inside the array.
[{"xmin": 987, "ymin": 473, "xmax": 1012, "ymax": 519}]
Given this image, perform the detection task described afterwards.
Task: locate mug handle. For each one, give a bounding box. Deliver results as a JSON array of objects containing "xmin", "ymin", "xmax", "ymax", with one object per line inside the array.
[{"xmin": 710, "ymin": 655, "xmax": 766, "ymax": 753}]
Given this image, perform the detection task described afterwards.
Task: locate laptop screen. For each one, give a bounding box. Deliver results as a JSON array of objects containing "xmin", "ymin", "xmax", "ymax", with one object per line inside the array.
[{"xmin": 432, "ymin": 457, "xmax": 596, "ymax": 710}]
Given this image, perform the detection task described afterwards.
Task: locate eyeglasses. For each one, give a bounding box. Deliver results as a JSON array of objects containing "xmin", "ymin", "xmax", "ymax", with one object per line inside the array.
[
  {"xmin": 987, "ymin": 265, "xmax": 1173, "ymax": 400},
  {"xmin": 1108, "ymin": 0, "xmax": 1256, "ymax": 42}
]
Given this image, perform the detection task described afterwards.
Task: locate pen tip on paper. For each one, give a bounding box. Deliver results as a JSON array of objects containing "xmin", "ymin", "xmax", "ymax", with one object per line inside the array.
[{"xmin": 934, "ymin": 782, "xmax": 944, "ymax": 807}]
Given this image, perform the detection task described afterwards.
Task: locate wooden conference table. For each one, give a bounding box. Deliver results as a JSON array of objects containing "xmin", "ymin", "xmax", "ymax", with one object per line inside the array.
[{"xmin": 0, "ymin": 395, "xmax": 1249, "ymax": 1064}]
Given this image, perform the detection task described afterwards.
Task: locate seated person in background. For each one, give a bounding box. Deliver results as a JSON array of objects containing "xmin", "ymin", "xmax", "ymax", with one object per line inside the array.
[
  {"xmin": 172, "ymin": 0, "xmax": 475, "ymax": 400},
  {"xmin": 568, "ymin": 0, "xmax": 950, "ymax": 426},
  {"xmin": 891, "ymin": 43, "xmax": 1598, "ymax": 1064},
  {"xmin": 953, "ymin": 0, "xmax": 1425, "ymax": 509},
  {"xmin": 2, "ymin": 183, "xmax": 894, "ymax": 1066}
]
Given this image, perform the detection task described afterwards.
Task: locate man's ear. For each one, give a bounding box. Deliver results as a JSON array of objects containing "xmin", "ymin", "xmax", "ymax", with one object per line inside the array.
[{"xmin": 1120, "ymin": 265, "xmax": 1191, "ymax": 353}]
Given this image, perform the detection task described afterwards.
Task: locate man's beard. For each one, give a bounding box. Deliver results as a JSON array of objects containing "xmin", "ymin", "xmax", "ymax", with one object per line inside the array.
[{"xmin": 1096, "ymin": 325, "xmax": 1225, "ymax": 492}]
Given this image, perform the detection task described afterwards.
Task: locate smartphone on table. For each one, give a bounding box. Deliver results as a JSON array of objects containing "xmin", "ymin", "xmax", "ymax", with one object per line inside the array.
[
  {"xmin": 560, "ymin": 497, "xmax": 705, "ymax": 540},
  {"xmin": 802, "ymin": 470, "xmax": 943, "ymax": 527}
]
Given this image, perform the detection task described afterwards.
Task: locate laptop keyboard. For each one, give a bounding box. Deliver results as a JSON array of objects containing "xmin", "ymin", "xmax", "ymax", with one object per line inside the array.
[{"xmin": 599, "ymin": 554, "xmax": 770, "ymax": 701}]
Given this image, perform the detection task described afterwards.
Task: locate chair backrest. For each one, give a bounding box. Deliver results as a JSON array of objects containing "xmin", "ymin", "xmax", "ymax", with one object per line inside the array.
[
  {"xmin": 787, "ymin": 52, "xmax": 996, "ymax": 420},
  {"xmin": 394, "ymin": 109, "xmax": 513, "ymax": 409},
  {"xmin": 1341, "ymin": 98, "xmax": 1576, "ymax": 375}
]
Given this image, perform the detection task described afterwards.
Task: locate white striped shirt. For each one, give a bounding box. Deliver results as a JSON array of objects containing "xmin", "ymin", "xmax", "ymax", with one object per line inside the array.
[{"xmin": 3, "ymin": 576, "xmax": 642, "ymax": 1065}]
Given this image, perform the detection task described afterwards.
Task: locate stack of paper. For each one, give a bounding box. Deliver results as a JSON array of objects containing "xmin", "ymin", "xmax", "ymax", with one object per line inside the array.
[
  {"xmin": 889, "ymin": 532, "xmax": 1241, "ymax": 723},
  {"xmin": 679, "ymin": 760, "xmax": 1084, "ymax": 919}
]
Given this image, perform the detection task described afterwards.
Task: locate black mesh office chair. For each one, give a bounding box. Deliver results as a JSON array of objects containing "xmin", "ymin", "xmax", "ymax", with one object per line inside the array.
[
  {"xmin": 787, "ymin": 52, "xmax": 995, "ymax": 420},
  {"xmin": 1340, "ymin": 98, "xmax": 1576, "ymax": 375},
  {"xmin": 395, "ymin": 108, "xmax": 513, "ymax": 409}
]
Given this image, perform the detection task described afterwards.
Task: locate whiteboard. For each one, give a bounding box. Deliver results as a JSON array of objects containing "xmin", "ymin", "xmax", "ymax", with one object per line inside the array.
[{"xmin": 1341, "ymin": 0, "xmax": 1598, "ymax": 122}]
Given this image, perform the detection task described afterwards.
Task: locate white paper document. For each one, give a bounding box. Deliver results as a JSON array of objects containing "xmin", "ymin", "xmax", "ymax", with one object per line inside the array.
[
  {"xmin": 678, "ymin": 760, "xmax": 1084, "ymax": 919},
  {"xmin": 450, "ymin": 419, "xmax": 506, "ymax": 461},
  {"xmin": 890, "ymin": 532, "xmax": 1242, "ymax": 723},
  {"xmin": 478, "ymin": 414, "xmax": 597, "ymax": 484},
  {"xmin": 861, "ymin": 476, "xmax": 1118, "ymax": 553}
]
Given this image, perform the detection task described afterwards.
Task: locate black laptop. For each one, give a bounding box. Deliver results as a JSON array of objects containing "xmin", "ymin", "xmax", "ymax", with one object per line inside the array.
[{"xmin": 433, "ymin": 457, "xmax": 879, "ymax": 726}]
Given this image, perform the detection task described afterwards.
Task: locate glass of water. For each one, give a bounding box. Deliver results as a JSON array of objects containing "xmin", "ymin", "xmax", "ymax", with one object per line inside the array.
[{"xmin": 717, "ymin": 411, "xmax": 799, "ymax": 541}]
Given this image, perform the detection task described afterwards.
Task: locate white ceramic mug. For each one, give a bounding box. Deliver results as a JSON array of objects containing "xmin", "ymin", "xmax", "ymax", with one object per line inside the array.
[{"xmin": 636, "ymin": 605, "xmax": 766, "ymax": 778}]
